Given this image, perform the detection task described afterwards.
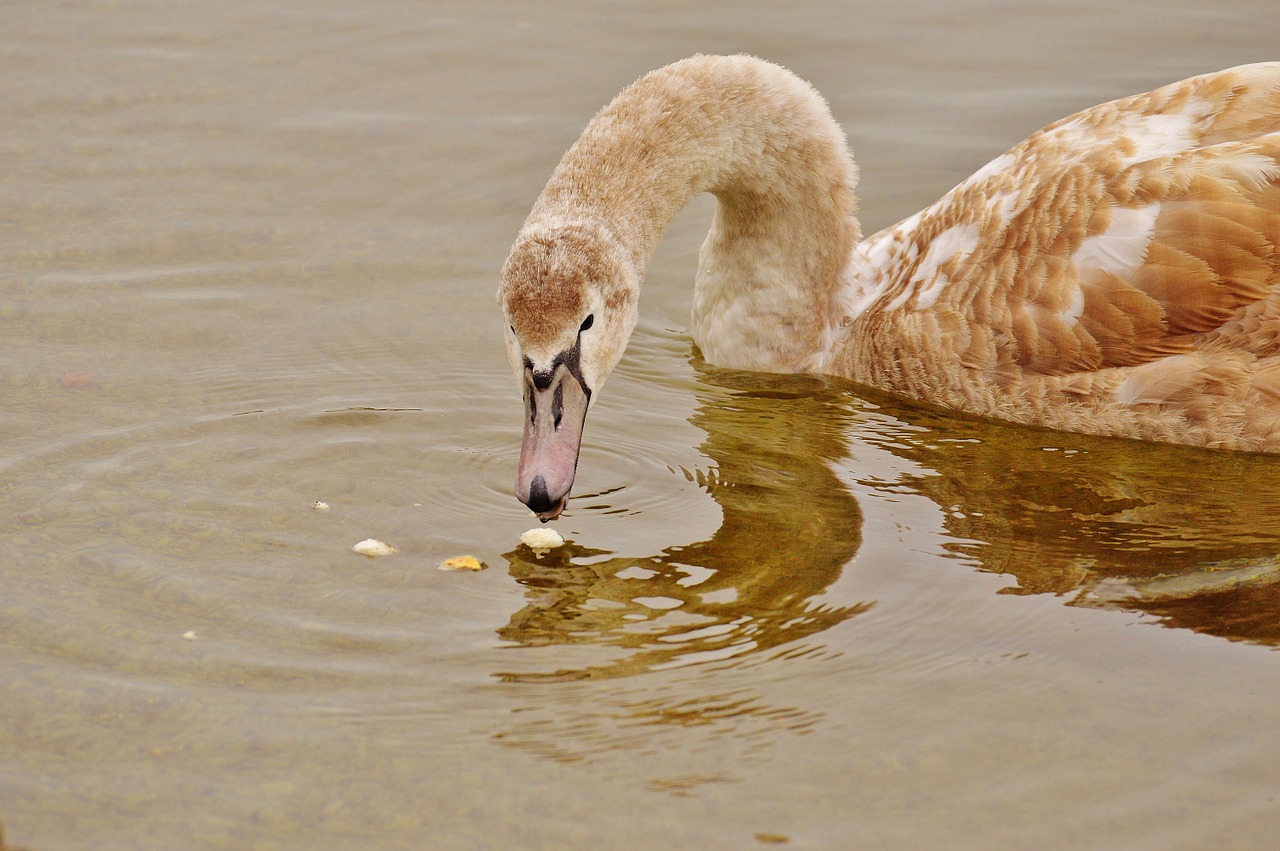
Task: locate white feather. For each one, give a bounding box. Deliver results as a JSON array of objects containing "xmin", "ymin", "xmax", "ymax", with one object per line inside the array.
[
  {"xmin": 1071, "ymin": 204, "xmax": 1160, "ymax": 279},
  {"xmin": 913, "ymin": 223, "xmax": 980, "ymax": 310}
]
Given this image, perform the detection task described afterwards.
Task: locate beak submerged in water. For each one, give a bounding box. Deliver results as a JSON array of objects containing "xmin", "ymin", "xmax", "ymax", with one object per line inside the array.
[{"xmin": 516, "ymin": 360, "xmax": 590, "ymax": 521}]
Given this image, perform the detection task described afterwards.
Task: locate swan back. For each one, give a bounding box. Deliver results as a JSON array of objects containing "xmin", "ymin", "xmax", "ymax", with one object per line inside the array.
[{"xmin": 833, "ymin": 62, "xmax": 1280, "ymax": 451}]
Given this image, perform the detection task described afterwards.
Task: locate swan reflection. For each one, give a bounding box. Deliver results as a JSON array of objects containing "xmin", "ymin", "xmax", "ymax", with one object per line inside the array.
[
  {"xmin": 853, "ymin": 386, "xmax": 1280, "ymax": 645},
  {"xmin": 496, "ymin": 370, "xmax": 871, "ymax": 682},
  {"xmin": 498, "ymin": 361, "xmax": 1280, "ymax": 683}
]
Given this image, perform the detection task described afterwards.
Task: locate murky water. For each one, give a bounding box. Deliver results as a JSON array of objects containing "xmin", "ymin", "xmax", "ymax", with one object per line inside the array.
[{"xmin": 4, "ymin": 1, "xmax": 1280, "ymax": 848}]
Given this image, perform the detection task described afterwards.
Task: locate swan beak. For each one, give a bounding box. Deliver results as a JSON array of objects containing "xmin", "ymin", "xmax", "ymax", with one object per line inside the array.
[{"xmin": 515, "ymin": 363, "xmax": 590, "ymax": 522}]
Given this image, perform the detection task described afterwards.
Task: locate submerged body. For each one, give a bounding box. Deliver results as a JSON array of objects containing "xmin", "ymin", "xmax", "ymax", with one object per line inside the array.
[{"xmin": 499, "ymin": 54, "xmax": 1280, "ymax": 519}]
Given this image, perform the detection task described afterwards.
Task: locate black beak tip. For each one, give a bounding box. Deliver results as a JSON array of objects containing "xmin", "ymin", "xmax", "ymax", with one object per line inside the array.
[
  {"xmin": 524, "ymin": 475, "xmax": 567, "ymax": 521},
  {"xmin": 526, "ymin": 475, "xmax": 553, "ymax": 512}
]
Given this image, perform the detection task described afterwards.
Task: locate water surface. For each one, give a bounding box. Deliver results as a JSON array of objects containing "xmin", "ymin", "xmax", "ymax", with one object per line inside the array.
[{"xmin": 4, "ymin": 1, "xmax": 1280, "ymax": 848}]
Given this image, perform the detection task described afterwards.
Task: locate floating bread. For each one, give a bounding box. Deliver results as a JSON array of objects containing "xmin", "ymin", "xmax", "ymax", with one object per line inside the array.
[
  {"xmin": 520, "ymin": 527, "xmax": 565, "ymax": 551},
  {"xmin": 439, "ymin": 555, "xmax": 486, "ymax": 572},
  {"xmin": 352, "ymin": 538, "xmax": 397, "ymax": 557}
]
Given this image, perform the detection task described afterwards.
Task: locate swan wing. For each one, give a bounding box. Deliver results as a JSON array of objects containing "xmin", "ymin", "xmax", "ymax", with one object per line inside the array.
[{"xmin": 867, "ymin": 63, "xmax": 1280, "ymax": 389}]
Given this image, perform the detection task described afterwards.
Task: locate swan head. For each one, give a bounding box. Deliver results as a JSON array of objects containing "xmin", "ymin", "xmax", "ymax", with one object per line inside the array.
[{"xmin": 499, "ymin": 222, "xmax": 639, "ymax": 521}]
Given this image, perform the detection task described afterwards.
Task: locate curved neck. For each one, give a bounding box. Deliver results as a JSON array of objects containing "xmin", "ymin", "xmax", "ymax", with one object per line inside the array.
[{"xmin": 525, "ymin": 55, "xmax": 861, "ymax": 371}]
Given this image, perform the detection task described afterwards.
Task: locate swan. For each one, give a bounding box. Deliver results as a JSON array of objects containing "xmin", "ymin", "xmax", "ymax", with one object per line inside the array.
[{"xmin": 498, "ymin": 54, "xmax": 1280, "ymax": 521}]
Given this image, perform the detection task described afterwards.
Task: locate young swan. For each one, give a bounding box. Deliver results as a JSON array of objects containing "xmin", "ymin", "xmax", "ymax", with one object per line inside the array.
[{"xmin": 499, "ymin": 54, "xmax": 1280, "ymax": 521}]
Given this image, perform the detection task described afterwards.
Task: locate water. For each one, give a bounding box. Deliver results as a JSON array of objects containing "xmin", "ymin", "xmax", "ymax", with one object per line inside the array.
[{"xmin": 4, "ymin": 0, "xmax": 1280, "ymax": 847}]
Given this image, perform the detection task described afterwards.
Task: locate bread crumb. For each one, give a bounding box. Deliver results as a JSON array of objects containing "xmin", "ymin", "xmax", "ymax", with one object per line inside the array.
[
  {"xmin": 313, "ymin": 501, "xmax": 331, "ymax": 512},
  {"xmin": 439, "ymin": 555, "xmax": 486, "ymax": 572},
  {"xmin": 352, "ymin": 538, "xmax": 397, "ymax": 557},
  {"xmin": 520, "ymin": 527, "xmax": 565, "ymax": 551},
  {"xmin": 182, "ymin": 631, "xmax": 197, "ymax": 640}
]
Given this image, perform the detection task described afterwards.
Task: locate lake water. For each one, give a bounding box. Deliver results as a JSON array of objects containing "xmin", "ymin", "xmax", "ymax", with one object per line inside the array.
[{"xmin": 4, "ymin": 1, "xmax": 1280, "ymax": 848}]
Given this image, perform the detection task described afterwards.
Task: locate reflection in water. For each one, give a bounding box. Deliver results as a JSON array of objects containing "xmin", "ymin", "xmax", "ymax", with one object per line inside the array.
[
  {"xmin": 490, "ymin": 360, "xmax": 1280, "ymax": 775},
  {"xmin": 501, "ymin": 361, "xmax": 1280, "ymax": 683},
  {"xmin": 852, "ymin": 388, "xmax": 1280, "ymax": 645},
  {"xmin": 497, "ymin": 370, "xmax": 871, "ymax": 682}
]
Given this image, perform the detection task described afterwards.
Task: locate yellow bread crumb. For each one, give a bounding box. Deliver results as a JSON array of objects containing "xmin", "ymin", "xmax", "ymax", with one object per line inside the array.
[{"xmin": 439, "ymin": 555, "xmax": 485, "ymax": 572}]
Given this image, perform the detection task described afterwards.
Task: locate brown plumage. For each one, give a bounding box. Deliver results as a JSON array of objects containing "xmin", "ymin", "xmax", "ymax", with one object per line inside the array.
[
  {"xmin": 499, "ymin": 55, "xmax": 1280, "ymax": 518},
  {"xmin": 836, "ymin": 62, "xmax": 1280, "ymax": 451}
]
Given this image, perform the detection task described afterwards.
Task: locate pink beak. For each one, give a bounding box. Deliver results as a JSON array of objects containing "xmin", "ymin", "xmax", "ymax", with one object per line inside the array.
[{"xmin": 515, "ymin": 362, "xmax": 590, "ymax": 522}]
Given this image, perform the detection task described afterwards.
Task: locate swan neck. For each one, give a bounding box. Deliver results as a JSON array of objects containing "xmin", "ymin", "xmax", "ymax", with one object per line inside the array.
[{"xmin": 525, "ymin": 55, "xmax": 861, "ymax": 371}]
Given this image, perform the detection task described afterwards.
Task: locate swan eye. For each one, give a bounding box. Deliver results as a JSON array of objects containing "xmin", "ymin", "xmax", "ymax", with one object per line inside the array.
[{"xmin": 579, "ymin": 314, "xmax": 594, "ymax": 333}]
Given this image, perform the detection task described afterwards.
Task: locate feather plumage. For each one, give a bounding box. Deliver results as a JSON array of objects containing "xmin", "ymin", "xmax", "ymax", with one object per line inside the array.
[{"xmin": 836, "ymin": 61, "xmax": 1280, "ymax": 451}]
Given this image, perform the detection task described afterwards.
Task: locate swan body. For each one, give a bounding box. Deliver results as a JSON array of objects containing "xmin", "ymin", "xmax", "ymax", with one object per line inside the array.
[{"xmin": 499, "ymin": 54, "xmax": 1280, "ymax": 520}]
